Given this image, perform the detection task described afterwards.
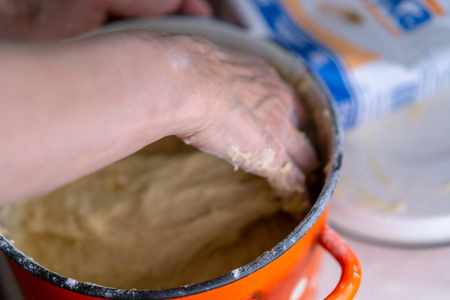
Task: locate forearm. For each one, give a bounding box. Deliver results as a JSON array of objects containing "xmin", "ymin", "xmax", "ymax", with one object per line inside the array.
[{"xmin": 0, "ymin": 33, "xmax": 191, "ymax": 205}]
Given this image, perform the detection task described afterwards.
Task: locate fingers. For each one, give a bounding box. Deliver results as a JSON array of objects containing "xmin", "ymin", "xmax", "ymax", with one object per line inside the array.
[
  {"xmin": 243, "ymin": 139, "xmax": 313, "ymax": 216},
  {"xmin": 106, "ymin": 0, "xmax": 212, "ymax": 17},
  {"xmin": 106, "ymin": 0, "xmax": 167, "ymax": 16},
  {"xmin": 264, "ymin": 151, "xmax": 307, "ymax": 194},
  {"xmin": 180, "ymin": 0, "xmax": 213, "ymax": 16},
  {"xmin": 230, "ymin": 145, "xmax": 311, "ymax": 215},
  {"xmin": 285, "ymin": 127, "xmax": 319, "ymax": 177},
  {"xmin": 217, "ymin": 132, "xmax": 310, "ymax": 199},
  {"xmin": 265, "ymin": 158, "xmax": 311, "ymax": 215},
  {"xmin": 234, "ymin": 60, "xmax": 316, "ymax": 177}
]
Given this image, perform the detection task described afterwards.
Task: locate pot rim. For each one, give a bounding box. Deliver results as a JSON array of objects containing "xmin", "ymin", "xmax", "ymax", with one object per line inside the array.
[{"xmin": 0, "ymin": 17, "xmax": 343, "ymax": 300}]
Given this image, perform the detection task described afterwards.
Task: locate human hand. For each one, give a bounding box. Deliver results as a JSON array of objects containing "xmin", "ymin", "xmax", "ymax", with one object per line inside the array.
[
  {"xmin": 0, "ymin": 29, "xmax": 317, "ymax": 206},
  {"xmin": 0, "ymin": 0, "xmax": 211, "ymax": 40},
  {"xmin": 149, "ymin": 34, "xmax": 319, "ymax": 201}
]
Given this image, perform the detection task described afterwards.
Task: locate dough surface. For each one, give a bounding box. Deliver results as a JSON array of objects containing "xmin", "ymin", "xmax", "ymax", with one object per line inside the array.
[{"xmin": 4, "ymin": 137, "xmax": 307, "ymax": 290}]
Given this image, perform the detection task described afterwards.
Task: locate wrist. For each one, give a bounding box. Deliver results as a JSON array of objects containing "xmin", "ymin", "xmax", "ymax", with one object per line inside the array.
[
  {"xmin": 128, "ymin": 32, "xmax": 214, "ymax": 139},
  {"xmin": 74, "ymin": 31, "xmax": 211, "ymax": 144}
]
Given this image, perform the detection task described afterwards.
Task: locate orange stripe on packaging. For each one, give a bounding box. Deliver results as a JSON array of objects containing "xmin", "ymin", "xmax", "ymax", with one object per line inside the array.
[
  {"xmin": 424, "ymin": 0, "xmax": 445, "ymax": 15},
  {"xmin": 283, "ymin": 0, "xmax": 378, "ymax": 69},
  {"xmin": 362, "ymin": 0, "xmax": 402, "ymax": 37}
]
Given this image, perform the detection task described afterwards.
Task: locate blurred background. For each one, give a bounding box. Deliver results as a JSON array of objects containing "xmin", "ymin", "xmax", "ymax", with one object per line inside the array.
[{"xmin": 1, "ymin": 1, "xmax": 450, "ymax": 299}]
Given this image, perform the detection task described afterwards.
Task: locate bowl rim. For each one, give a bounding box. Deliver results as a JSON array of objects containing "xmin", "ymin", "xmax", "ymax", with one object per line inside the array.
[{"xmin": 0, "ymin": 17, "xmax": 343, "ymax": 300}]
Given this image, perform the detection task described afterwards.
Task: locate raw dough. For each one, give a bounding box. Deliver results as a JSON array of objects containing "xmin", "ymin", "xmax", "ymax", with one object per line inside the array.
[{"xmin": 5, "ymin": 137, "xmax": 307, "ymax": 290}]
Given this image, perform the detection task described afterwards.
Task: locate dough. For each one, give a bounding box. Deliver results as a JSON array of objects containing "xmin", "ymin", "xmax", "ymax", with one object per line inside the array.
[{"xmin": 5, "ymin": 137, "xmax": 307, "ymax": 290}]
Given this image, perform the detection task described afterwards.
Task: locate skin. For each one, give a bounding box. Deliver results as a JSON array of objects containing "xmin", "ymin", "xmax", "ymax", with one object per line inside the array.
[
  {"xmin": 0, "ymin": 1, "xmax": 318, "ymax": 206},
  {"xmin": 0, "ymin": 0, "xmax": 212, "ymax": 40}
]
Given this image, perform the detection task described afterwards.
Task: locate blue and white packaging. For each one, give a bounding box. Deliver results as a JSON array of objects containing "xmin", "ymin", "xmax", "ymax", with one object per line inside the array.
[{"xmin": 222, "ymin": 0, "xmax": 450, "ymax": 129}]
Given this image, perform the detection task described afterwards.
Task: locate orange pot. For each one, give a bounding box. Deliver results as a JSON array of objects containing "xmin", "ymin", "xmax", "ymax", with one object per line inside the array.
[
  {"xmin": 3, "ymin": 218, "xmax": 360, "ymax": 300},
  {"xmin": 0, "ymin": 17, "xmax": 361, "ymax": 300}
]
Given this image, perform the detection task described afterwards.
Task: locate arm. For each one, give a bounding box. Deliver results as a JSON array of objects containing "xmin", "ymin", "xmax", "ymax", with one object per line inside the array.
[
  {"xmin": 0, "ymin": 0, "xmax": 212, "ymax": 40},
  {"xmin": 0, "ymin": 31, "xmax": 318, "ymax": 206},
  {"xmin": 0, "ymin": 33, "xmax": 185, "ymax": 204}
]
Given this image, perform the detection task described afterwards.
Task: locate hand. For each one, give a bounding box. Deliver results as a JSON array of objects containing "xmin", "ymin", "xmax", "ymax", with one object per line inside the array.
[
  {"xmin": 0, "ymin": 30, "xmax": 317, "ymax": 206},
  {"xmin": 0, "ymin": 0, "xmax": 211, "ymax": 40},
  {"xmin": 148, "ymin": 34, "xmax": 319, "ymax": 199}
]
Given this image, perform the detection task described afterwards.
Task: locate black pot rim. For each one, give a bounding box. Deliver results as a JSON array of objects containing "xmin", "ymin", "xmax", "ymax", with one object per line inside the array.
[{"xmin": 0, "ymin": 19, "xmax": 344, "ymax": 300}]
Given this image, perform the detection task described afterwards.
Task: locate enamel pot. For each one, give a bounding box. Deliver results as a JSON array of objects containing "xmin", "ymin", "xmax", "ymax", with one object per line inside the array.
[{"xmin": 0, "ymin": 17, "xmax": 361, "ymax": 300}]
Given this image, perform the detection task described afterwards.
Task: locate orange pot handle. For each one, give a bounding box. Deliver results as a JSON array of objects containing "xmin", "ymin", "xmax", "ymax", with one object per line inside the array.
[{"xmin": 319, "ymin": 225, "xmax": 361, "ymax": 300}]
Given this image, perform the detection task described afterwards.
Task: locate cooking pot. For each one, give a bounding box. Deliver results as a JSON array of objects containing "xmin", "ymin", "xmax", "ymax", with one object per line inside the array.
[{"xmin": 0, "ymin": 17, "xmax": 360, "ymax": 300}]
